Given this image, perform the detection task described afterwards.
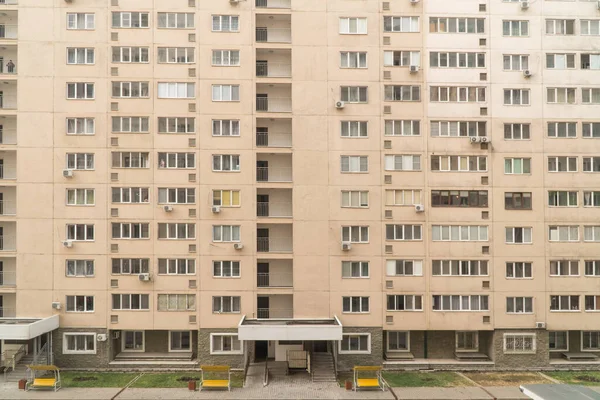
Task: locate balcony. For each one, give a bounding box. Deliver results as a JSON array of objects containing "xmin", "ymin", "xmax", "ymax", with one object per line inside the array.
[
  {"xmin": 0, "ymin": 150, "xmax": 16, "ymax": 180},
  {"xmin": 257, "ymin": 259, "xmax": 293, "ymax": 288},
  {"xmin": 257, "ymin": 84, "xmax": 291, "ymax": 113},
  {"xmin": 257, "ymin": 153, "xmax": 292, "ymax": 183},
  {"xmin": 0, "ymin": 293, "xmax": 14, "ymax": 316},
  {"xmin": 257, "ymin": 189, "xmax": 292, "ymax": 218},
  {"xmin": 0, "ymin": 45, "xmax": 17, "ymax": 76},
  {"xmin": 256, "ymin": 49, "xmax": 291, "ymax": 78},
  {"xmin": 0, "ymin": 221, "xmax": 15, "ymax": 251},
  {"xmin": 257, "ymin": 118, "xmax": 292, "ymax": 148},
  {"xmin": 257, "ymin": 223, "xmax": 293, "ymax": 253},
  {"xmin": 256, "ymin": 0, "xmax": 291, "ymax": 9},
  {"xmin": 0, "ymin": 12, "xmax": 17, "ymax": 40},
  {"xmin": 0, "ymin": 81, "xmax": 16, "ymax": 110},
  {"xmin": 256, "ymin": 15, "xmax": 291, "ymax": 43},
  {"xmin": 257, "ymin": 294, "xmax": 293, "ymax": 319}
]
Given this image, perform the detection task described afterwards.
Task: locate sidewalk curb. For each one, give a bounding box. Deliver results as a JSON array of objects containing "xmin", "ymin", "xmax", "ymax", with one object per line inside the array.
[
  {"xmin": 538, "ymin": 372, "xmax": 560, "ymax": 384},
  {"xmin": 456, "ymin": 372, "xmax": 496, "ymax": 400}
]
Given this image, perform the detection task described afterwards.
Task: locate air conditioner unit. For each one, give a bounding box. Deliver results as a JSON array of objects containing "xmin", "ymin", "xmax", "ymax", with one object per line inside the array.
[
  {"xmin": 233, "ymin": 243, "xmax": 244, "ymax": 250},
  {"xmin": 112, "ymin": 331, "xmax": 120, "ymax": 339},
  {"xmin": 96, "ymin": 334, "xmax": 107, "ymax": 342},
  {"xmin": 523, "ymin": 69, "xmax": 532, "ymax": 78},
  {"xmin": 469, "ymin": 136, "xmax": 481, "ymax": 144},
  {"xmin": 51, "ymin": 302, "xmax": 61, "ymax": 310},
  {"xmin": 138, "ymin": 273, "xmax": 151, "ymax": 282},
  {"xmin": 414, "ymin": 204, "xmax": 425, "ymax": 213},
  {"xmin": 342, "ymin": 242, "xmax": 352, "ymax": 251},
  {"xmin": 62, "ymin": 240, "xmax": 73, "ymax": 248},
  {"xmin": 63, "ymin": 169, "xmax": 74, "ymax": 178},
  {"xmin": 163, "ymin": 205, "xmax": 173, "ymax": 212},
  {"xmin": 335, "ymin": 101, "xmax": 345, "ymax": 109},
  {"xmin": 480, "ymin": 137, "xmax": 490, "ymax": 144},
  {"xmin": 535, "ymin": 321, "xmax": 546, "ymax": 329},
  {"xmin": 212, "ymin": 206, "xmax": 221, "ymax": 213},
  {"xmin": 520, "ymin": 1, "xmax": 529, "ymax": 9},
  {"xmin": 409, "ymin": 65, "xmax": 419, "ymax": 73}
]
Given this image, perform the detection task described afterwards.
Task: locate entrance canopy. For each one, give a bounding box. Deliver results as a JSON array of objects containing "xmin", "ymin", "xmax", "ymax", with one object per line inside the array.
[
  {"xmin": 237, "ymin": 315, "xmax": 342, "ymax": 341},
  {"xmin": 0, "ymin": 315, "xmax": 59, "ymax": 340}
]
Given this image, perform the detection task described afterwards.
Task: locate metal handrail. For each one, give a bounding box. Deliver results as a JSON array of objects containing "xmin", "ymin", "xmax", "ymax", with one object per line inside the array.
[
  {"xmin": 33, "ymin": 342, "xmax": 48, "ymax": 365},
  {"xmin": 3, "ymin": 344, "xmax": 26, "ymax": 380},
  {"xmin": 263, "ymin": 357, "xmax": 269, "ymax": 386}
]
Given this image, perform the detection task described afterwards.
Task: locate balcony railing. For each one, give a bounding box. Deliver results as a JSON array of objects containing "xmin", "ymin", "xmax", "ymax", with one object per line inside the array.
[
  {"xmin": 257, "ymin": 167, "xmax": 292, "ymax": 183},
  {"xmin": 0, "ymin": 235, "xmax": 15, "ymax": 251},
  {"xmin": 0, "ymin": 200, "xmax": 15, "ymax": 215},
  {"xmin": 0, "ymin": 271, "xmax": 15, "ymax": 286},
  {"xmin": 0, "ymin": 96, "xmax": 16, "ymax": 110},
  {"xmin": 0, "ymin": 307, "xmax": 15, "ymax": 317},
  {"xmin": 257, "ymin": 132, "xmax": 292, "ymax": 148},
  {"xmin": 256, "ymin": 0, "xmax": 291, "ymax": 9},
  {"xmin": 0, "ymin": 129, "xmax": 16, "ymax": 145},
  {"xmin": 0, "ymin": 63, "xmax": 16, "ymax": 75},
  {"xmin": 0, "ymin": 25, "xmax": 17, "ymax": 40},
  {"xmin": 257, "ymin": 202, "xmax": 292, "ymax": 218},
  {"xmin": 257, "ymin": 237, "xmax": 293, "ymax": 253},
  {"xmin": 0, "ymin": 165, "xmax": 16, "ymax": 180},
  {"xmin": 0, "ymin": 0, "xmax": 18, "ymax": 5},
  {"xmin": 256, "ymin": 28, "xmax": 291, "ymax": 43},
  {"xmin": 256, "ymin": 62, "xmax": 292, "ymax": 78},
  {"xmin": 257, "ymin": 308, "xmax": 293, "ymax": 319},
  {"xmin": 257, "ymin": 272, "xmax": 293, "ymax": 288},
  {"xmin": 256, "ymin": 97, "xmax": 292, "ymax": 113}
]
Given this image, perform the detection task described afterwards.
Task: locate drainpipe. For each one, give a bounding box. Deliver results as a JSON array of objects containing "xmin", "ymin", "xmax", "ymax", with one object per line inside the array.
[{"xmin": 423, "ymin": 331, "xmax": 428, "ymax": 359}]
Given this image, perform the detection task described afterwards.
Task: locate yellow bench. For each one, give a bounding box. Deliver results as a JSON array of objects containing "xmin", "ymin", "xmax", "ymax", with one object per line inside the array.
[
  {"xmin": 200, "ymin": 365, "xmax": 231, "ymax": 391},
  {"xmin": 202, "ymin": 379, "xmax": 229, "ymax": 388},
  {"xmin": 357, "ymin": 378, "xmax": 380, "ymax": 388},
  {"xmin": 32, "ymin": 378, "xmax": 56, "ymax": 387},
  {"xmin": 25, "ymin": 365, "xmax": 61, "ymax": 392},
  {"xmin": 353, "ymin": 366, "xmax": 384, "ymax": 392}
]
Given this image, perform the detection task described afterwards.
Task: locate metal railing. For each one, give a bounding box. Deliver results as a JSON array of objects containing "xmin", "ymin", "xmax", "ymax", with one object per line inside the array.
[
  {"xmin": 256, "ymin": 0, "xmax": 291, "ymax": 9},
  {"xmin": 33, "ymin": 342, "xmax": 49, "ymax": 365},
  {"xmin": 257, "ymin": 132, "xmax": 292, "ymax": 148},
  {"xmin": 0, "ymin": 270, "xmax": 15, "ymax": 286},
  {"xmin": 0, "ymin": 25, "xmax": 17, "ymax": 39},
  {"xmin": 257, "ymin": 201, "xmax": 292, "ymax": 218},
  {"xmin": 256, "ymin": 62, "xmax": 292, "ymax": 78},
  {"xmin": 0, "ymin": 129, "xmax": 17, "ymax": 144},
  {"xmin": 257, "ymin": 308, "xmax": 294, "ymax": 319},
  {"xmin": 3, "ymin": 343, "xmax": 26, "ymax": 378},
  {"xmin": 256, "ymin": 28, "xmax": 291, "ymax": 43},
  {"xmin": 0, "ymin": 65, "xmax": 16, "ymax": 74},
  {"xmin": 0, "ymin": 164, "xmax": 16, "ymax": 179},
  {"xmin": 0, "ymin": 235, "xmax": 16, "ymax": 251},
  {"xmin": 257, "ymin": 237, "xmax": 293, "ymax": 253},
  {"xmin": 257, "ymin": 272, "xmax": 293, "ymax": 287},
  {"xmin": 256, "ymin": 97, "xmax": 292, "ymax": 113},
  {"xmin": 0, "ymin": 306, "xmax": 15, "ymax": 317},
  {"xmin": 0, "ymin": 200, "xmax": 16, "ymax": 215},
  {"xmin": 0, "ymin": 95, "xmax": 17, "ymax": 110},
  {"xmin": 0, "ymin": 0, "xmax": 18, "ymax": 5},
  {"xmin": 256, "ymin": 167, "xmax": 292, "ymax": 182}
]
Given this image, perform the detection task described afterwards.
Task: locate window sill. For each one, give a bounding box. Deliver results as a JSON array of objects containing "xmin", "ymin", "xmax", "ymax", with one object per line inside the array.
[
  {"xmin": 63, "ymin": 350, "xmax": 97, "ymax": 355},
  {"xmin": 339, "ymin": 350, "xmax": 370, "ymax": 355},
  {"xmin": 210, "ymin": 351, "xmax": 244, "ymax": 355}
]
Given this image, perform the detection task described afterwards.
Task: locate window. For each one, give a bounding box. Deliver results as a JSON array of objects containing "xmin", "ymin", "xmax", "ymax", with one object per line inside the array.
[
  {"xmin": 66, "ymin": 224, "xmax": 94, "ymax": 241},
  {"xmin": 503, "ymin": 20, "xmax": 529, "ymax": 36},
  {"xmin": 342, "ymin": 261, "xmax": 369, "ymax": 278},
  {"xmin": 66, "ymin": 118, "xmax": 95, "ymax": 135},
  {"xmin": 584, "ymin": 191, "xmax": 600, "ymax": 207},
  {"xmin": 111, "ymin": 152, "xmax": 150, "ymax": 168},
  {"xmin": 340, "ymin": 52, "xmax": 367, "ymax": 68},
  {"xmin": 384, "ymin": 85, "xmax": 421, "ymax": 101},
  {"xmin": 385, "ymin": 189, "xmax": 422, "ymax": 206},
  {"xmin": 339, "ymin": 334, "xmax": 370, "ymax": 353},
  {"xmin": 112, "ymin": 294, "xmax": 150, "ymax": 310},
  {"xmin": 112, "ymin": 117, "xmax": 149, "ymax": 133},
  {"xmin": 339, "ymin": 17, "xmax": 368, "ymax": 34},
  {"xmin": 210, "ymin": 334, "xmax": 242, "ymax": 354},
  {"xmin": 503, "ymin": 123, "xmax": 530, "ymax": 140},
  {"xmin": 340, "ymin": 86, "xmax": 368, "ymax": 103},
  {"xmin": 432, "ymin": 295, "xmax": 489, "ymax": 311},
  {"xmin": 583, "ymin": 157, "xmax": 600, "ymax": 172},
  {"xmin": 212, "ymin": 120, "xmax": 239, "ymax": 136},
  {"xmin": 506, "ymin": 262, "xmax": 533, "ymax": 279},
  {"xmin": 504, "ymin": 89, "xmax": 530, "ymax": 105},
  {"xmin": 431, "ymin": 190, "xmax": 488, "ymax": 208},
  {"xmin": 549, "ymin": 331, "xmax": 568, "ymax": 351},
  {"xmin": 547, "ymin": 88, "xmax": 576, "ymax": 104},
  {"xmin": 66, "ymin": 153, "xmax": 94, "ymax": 170},
  {"xmin": 158, "ymin": 117, "xmax": 195, "ymax": 134},
  {"xmin": 582, "ymin": 331, "xmax": 600, "ymax": 350},
  {"xmin": 158, "ymin": 82, "xmax": 195, "ymax": 99},
  {"xmin": 585, "ymin": 260, "xmax": 600, "ymax": 276},
  {"xmin": 456, "ymin": 332, "xmax": 479, "ymax": 351},
  {"xmin": 548, "ymin": 191, "xmax": 578, "ymax": 207},
  {"xmin": 341, "ymin": 156, "xmax": 368, "ymax": 173},
  {"xmin": 158, "ymin": 223, "xmax": 196, "ymax": 240},
  {"xmin": 550, "ymin": 260, "xmax": 579, "ymax": 276},
  {"xmin": 212, "ymin": 15, "xmax": 239, "ymax": 32},
  {"xmin": 112, "ymin": 47, "xmax": 149, "ymax": 63},
  {"xmin": 66, "ymin": 295, "xmax": 94, "ymax": 312},
  {"xmin": 430, "ymin": 121, "xmax": 486, "ymax": 137},
  {"xmin": 385, "ymin": 120, "xmax": 420, "ymax": 136},
  {"xmin": 387, "ymin": 332, "xmax": 409, "ymax": 352},
  {"xmin": 341, "ymin": 191, "xmax": 369, "ymax": 208},
  {"xmin": 212, "ymin": 50, "xmax": 240, "ymax": 66},
  {"xmin": 67, "ymin": 13, "xmax": 95, "ymax": 30},
  {"xmin": 546, "ymin": 19, "xmax": 575, "ymax": 35},
  {"xmin": 384, "ymin": 16, "xmax": 420, "ymax": 32},
  {"xmin": 386, "ymin": 260, "xmax": 423, "ymax": 276},
  {"xmin": 547, "ymin": 157, "xmax": 578, "ymax": 173},
  {"xmin": 158, "ymin": 188, "xmax": 195, "ymax": 204},
  {"xmin": 212, "ymin": 155, "xmax": 240, "ymax": 171},
  {"xmin": 432, "ymin": 260, "xmax": 489, "ymax": 276},
  {"xmin": 211, "ymin": 84, "xmax": 239, "ymax": 101},
  {"xmin": 505, "ymin": 227, "xmax": 532, "ymax": 244},
  {"xmin": 385, "ymin": 224, "xmax": 423, "ymax": 241},
  {"xmin": 504, "ymin": 158, "xmax": 531, "ymax": 174},
  {"xmin": 66, "ymin": 189, "xmax": 95, "ymax": 206},
  {"xmin": 503, "ymin": 333, "xmax": 536, "ymax": 353},
  {"xmin": 212, "ymin": 225, "xmax": 241, "ymax": 242},
  {"xmin": 111, "ymin": 187, "xmax": 149, "ymax": 204},
  {"xmin": 157, "ymin": 13, "xmax": 194, "ymax": 29},
  {"xmin": 111, "ymin": 223, "xmax": 150, "ymax": 239},
  {"xmin": 213, "ymin": 261, "xmax": 240, "ymax": 278},
  {"xmin": 212, "ymin": 190, "xmax": 240, "ymax": 207},
  {"xmin": 581, "ymin": 19, "xmax": 600, "ymax": 36},
  {"xmin": 212, "ymin": 296, "xmax": 241, "ymax": 313},
  {"xmin": 582, "ymin": 88, "xmax": 600, "ymax": 104},
  {"xmin": 67, "ymin": 48, "xmax": 94, "ymax": 65},
  {"xmin": 430, "ymin": 155, "xmax": 486, "ymax": 172},
  {"xmin": 66, "ymin": 260, "xmax": 94, "ymax": 277},
  {"xmin": 546, "ymin": 54, "xmax": 575, "ymax": 69},
  {"xmin": 157, "ymin": 153, "xmax": 195, "ymax": 169},
  {"xmin": 342, "ymin": 296, "xmax": 369, "ymax": 313},
  {"xmin": 63, "ymin": 333, "xmax": 96, "ymax": 354},
  {"xmin": 430, "ymin": 86, "xmax": 486, "ymax": 102},
  {"xmin": 384, "ymin": 51, "xmax": 420, "ymax": 67},
  {"xmin": 341, "ymin": 121, "xmax": 368, "ymax": 138},
  {"xmin": 67, "ymin": 83, "xmax": 94, "ymax": 99},
  {"xmin": 429, "ymin": 52, "xmax": 485, "ymax": 68},
  {"xmin": 584, "ymin": 226, "xmax": 600, "ymax": 242},
  {"xmin": 341, "ymin": 226, "xmax": 369, "ymax": 243},
  {"xmin": 169, "ymin": 331, "xmax": 191, "ymax": 351},
  {"xmin": 548, "ymin": 122, "xmax": 577, "ymax": 138},
  {"xmin": 550, "ymin": 295, "xmax": 580, "ymax": 311},
  {"xmin": 384, "ymin": 155, "xmax": 422, "ymax": 171},
  {"xmin": 432, "ymin": 225, "xmax": 488, "ymax": 241},
  {"xmin": 583, "ymin": 123, "xmax": 600, "ymax": 138},
  {"xmin": 112, "ymin": 81, "xmax": 149, "ymax": 98},
  {"xmin": 387, "ymin": 295, "xmax": 423, "ymax": 311},
  {"xmin": 506, "ymin": 297, "xmax": 534, "ymax": 313},
  {"xmin": 111, "ymin": 259, "xmax": 149, "ymax": 274},
  {"xmin": 157, "ymin": 294, "xmax": 196, "ymax": 311},
  {"xmin": 429, "ymin": 17, "xmax": 484, "ymax": 33},
  {"xmin": 158, "ymin": 259, "xmax": 196, "ymax": 275},
  {"xmin": 112, "ymin": 12, "xmax": 149, "ymax": 28},
  {"xmin": 158, "ymin": 47, "xmax": 195, "ymax": 64},
  {"xmin": 549, "ymin": 225, "xmax": 579, "ymax": 242},
  {"xmin": 503, "ymin": 54, "xmax": 529, "ymax": 71}
]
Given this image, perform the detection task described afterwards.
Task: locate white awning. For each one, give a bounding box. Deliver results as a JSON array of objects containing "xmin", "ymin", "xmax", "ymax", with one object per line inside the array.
[
  {"xmin": 0, "ymin": 316, "xmax": 59, "ymax": 340},
  {"xmin": 237, "ymin": 315, "xmax": 343, "ymax": 341}
]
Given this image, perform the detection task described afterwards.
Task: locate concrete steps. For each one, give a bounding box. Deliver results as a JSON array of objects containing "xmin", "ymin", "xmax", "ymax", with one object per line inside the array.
[{"xmin": 311, "ymin": 353, "xmax": 337, "ymax": 382}]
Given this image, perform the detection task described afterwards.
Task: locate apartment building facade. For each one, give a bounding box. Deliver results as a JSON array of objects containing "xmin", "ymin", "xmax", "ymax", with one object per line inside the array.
[{"xmin": 0, "ymin": 0, "xmax": 599, "ymax": 372}]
